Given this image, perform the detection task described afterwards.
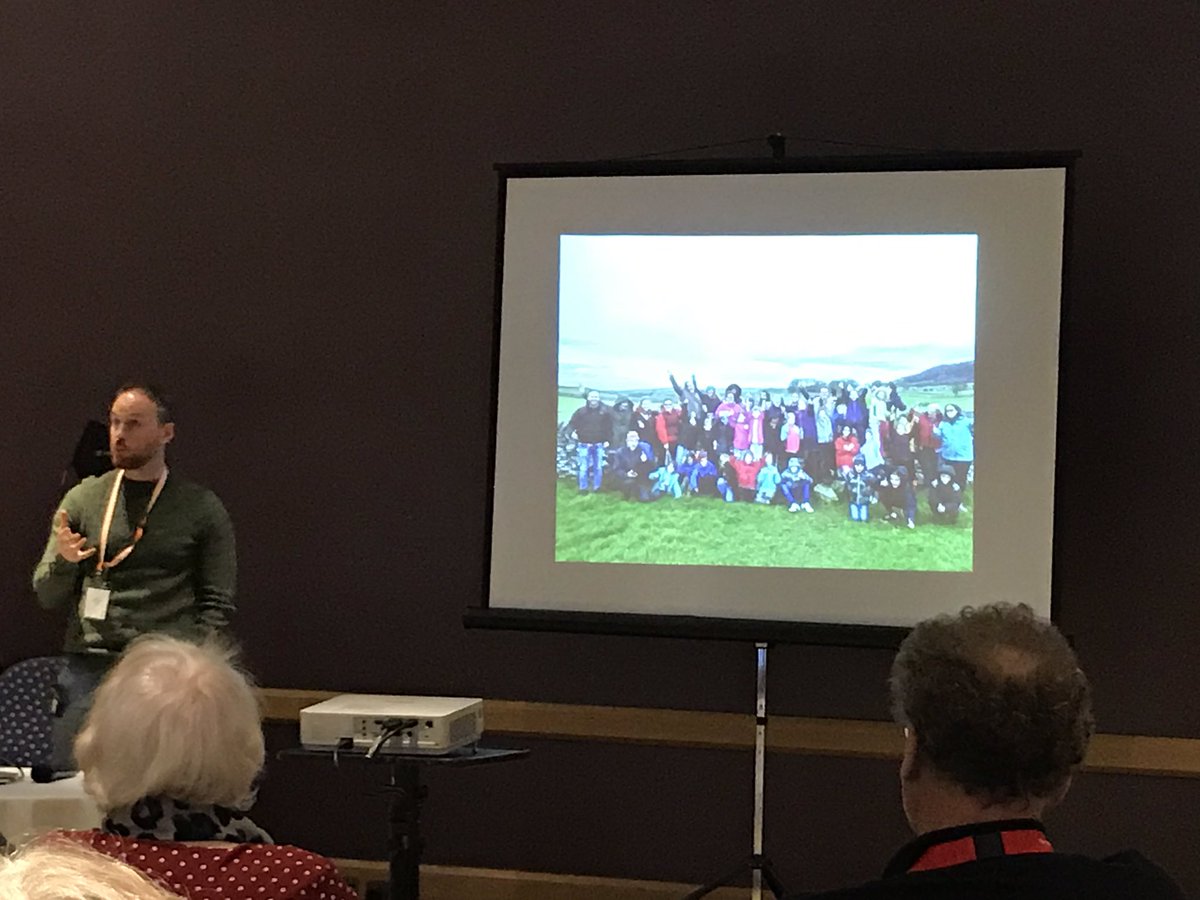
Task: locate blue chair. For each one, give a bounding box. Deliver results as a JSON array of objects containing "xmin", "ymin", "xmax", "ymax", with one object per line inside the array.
[{"xmin": 0, "ymin": 656, "xmax": 65, "ymax": 767}]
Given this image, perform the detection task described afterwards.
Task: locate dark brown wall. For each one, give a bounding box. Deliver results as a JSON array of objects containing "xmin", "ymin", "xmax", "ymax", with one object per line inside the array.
[{"xmin": 3, "ymin": 2, "xmax": 1198, "ymax": 894}]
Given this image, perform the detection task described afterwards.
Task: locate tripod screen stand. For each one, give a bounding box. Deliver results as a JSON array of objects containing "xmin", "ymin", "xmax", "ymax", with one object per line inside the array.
[{"xmin": 685, "ymin": 642, "xmax": 786, "ymax": 899}]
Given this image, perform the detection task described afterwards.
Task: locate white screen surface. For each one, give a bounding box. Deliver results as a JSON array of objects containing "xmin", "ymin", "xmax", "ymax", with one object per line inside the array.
[{"xmin": 489, "ymin": 166, "xmax": 1065, "ymax": 629}]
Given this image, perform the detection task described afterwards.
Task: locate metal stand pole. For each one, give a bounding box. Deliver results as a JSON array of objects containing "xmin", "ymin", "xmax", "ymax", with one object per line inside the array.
[
  {"xmin": 386, "ymin": 763, "xmax": 427, "ymax": 900},
  {"xmin": 683, "ymin": 643, "xmax": 786, "ymax": 899},
  {"xmin": 752, "ymin": 642, "xmax": 767, "ymax": 900}
]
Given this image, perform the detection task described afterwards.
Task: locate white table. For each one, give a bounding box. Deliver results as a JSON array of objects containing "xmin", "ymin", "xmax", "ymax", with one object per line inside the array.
[{"xmin": 0, "ymin": 769, "xmax": 102, "ymax": 845}]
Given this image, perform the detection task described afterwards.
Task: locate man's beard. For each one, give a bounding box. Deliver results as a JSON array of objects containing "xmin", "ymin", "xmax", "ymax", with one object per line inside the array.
[{"xmin": 111, "ymin": 447, "xmax": 154, "ymax": 470}]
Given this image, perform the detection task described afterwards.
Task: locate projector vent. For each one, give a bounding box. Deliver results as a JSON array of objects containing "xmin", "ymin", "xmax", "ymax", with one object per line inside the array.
[{"xmin": 450, "ymin": 715, "xmax": 477, "ymax": 743}]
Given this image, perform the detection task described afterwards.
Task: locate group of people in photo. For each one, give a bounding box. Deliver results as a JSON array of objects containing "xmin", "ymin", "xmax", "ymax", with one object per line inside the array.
[{"xmin": 562, "ymin": 373, "xmax": 975, "ymax": 528}]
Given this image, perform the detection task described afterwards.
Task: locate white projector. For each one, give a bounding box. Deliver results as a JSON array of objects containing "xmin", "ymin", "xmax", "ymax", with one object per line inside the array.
[{"xmin": 299, "ymin": 694, "xmax": 484, "ymax": 755}]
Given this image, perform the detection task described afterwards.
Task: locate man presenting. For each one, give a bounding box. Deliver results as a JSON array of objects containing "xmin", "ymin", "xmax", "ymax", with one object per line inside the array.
[
  {"xmin": 33, "ymin": 383, "xmax": 236, "ymax": 770},
  {"xmin": 792, "ymin": 603, "xmax": 1184, "ymax": 898}
]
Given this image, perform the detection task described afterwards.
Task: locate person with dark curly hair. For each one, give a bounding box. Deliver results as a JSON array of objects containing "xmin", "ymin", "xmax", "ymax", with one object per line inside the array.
[{"xmin": 790, "ymin": 603, "xmax": 1184, "ymax": 899}]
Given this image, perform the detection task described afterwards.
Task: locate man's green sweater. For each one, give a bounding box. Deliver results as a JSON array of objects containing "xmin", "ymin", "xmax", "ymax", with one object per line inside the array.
[{"xmin": 32, "ymin": 470, "xmax": 236, "ymax": 655}]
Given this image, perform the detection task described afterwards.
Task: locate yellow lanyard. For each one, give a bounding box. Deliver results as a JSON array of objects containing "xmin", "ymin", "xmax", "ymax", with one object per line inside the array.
[{"xmin": 95, "ymin": 468, "xmax": 168, "ymax": 573}]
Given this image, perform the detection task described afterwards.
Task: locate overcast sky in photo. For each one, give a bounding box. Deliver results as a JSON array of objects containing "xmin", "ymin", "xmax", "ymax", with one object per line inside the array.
[{"xmin": 558, "ymin": 233, "xmax": 976, "ymax": 390}]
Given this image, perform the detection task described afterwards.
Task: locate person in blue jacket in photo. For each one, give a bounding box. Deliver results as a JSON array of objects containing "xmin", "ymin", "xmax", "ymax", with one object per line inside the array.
[
  {"xmin": 649, "ymin": 457, "xmax": 683, "ymax": 499},
  {"xmin": 679, "ymin": 449, "xmax": 720, "ymax": 496},
  {"xmin": 934, "ymin": 403, "xmax": 974, "ymax": 503},
  {"xmin": 780, "ymin": 456, "xmax": 815, "ymax": 513},
  {"xmin": 755, "ymin": 452, "xmax": 782, "ymax": 504}
]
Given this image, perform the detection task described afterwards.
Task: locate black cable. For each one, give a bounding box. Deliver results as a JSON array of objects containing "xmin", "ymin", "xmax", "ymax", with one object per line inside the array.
[
  {"xmin": 784, "ymin": 134, "xmax": 953, "ymax": 154},
  {"xmin": 365, "ymin": 718, "xmax": 419, "ymax": 759}
]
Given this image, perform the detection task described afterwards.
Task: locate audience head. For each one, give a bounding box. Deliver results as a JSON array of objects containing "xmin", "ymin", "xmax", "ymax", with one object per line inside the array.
[
  {"xmin": 0, "ymin": 840, "xmax": 178, "ymax": 900},
  {"xmin": 890, "ymin": 603, "xmax": 1093, "ymax": 830},
  {"xmin": 75, "ymin": 636, "xmax": 264, "ymax": 812}
]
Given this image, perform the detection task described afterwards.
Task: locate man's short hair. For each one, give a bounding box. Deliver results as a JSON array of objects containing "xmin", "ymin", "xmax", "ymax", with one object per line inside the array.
[
  {"xmin": 75, "ymin": 636, "xmax": 264, "ymax": 811},
  {"xmin": 0, "ymin": 839, "xmax": 178, "ymax": 900},
  {"xmin": 112, "ymin": 382, "xmax": 173, "ymax": 424},
  {"xmin": 890, "ymin": 602, "xmax": 1094, "ymax": 804}
]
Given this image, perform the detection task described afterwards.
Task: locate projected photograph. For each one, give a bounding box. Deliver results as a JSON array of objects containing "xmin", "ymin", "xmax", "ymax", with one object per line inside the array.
[{"xmin": 555, "ymin": 234, "xmax": 977, "ymax": 572}]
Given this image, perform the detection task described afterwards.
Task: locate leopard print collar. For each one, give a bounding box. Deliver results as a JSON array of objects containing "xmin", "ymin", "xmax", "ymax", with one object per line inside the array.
[{"xmin": 103, "ymin": 796, "xmax": 273, "ymax": 844}]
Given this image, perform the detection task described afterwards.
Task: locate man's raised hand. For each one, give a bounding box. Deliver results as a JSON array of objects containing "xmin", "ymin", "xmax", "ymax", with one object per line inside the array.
[{"xmin": 55, "ymin": 509, "xmax": 96, "ymax": 563}]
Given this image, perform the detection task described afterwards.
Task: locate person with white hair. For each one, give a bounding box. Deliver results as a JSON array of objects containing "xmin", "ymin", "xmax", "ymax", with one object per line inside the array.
[
  {"xmin": 59, "ymin": 636, "xmax": 355, "ymax": 900},
  {"xmin": 0, "ymin": 839, "xmax": 179, "ymax": 900}
]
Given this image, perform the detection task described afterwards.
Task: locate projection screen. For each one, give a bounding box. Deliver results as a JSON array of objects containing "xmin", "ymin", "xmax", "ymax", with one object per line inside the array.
[{"xmin": 471, "ymin": 155, "xmax": 1071, "ymax": 645}]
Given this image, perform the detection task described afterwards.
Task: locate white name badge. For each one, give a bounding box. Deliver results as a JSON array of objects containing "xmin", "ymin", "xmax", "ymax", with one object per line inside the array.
[{"xmin": 81, "ymin": 586, "xmax": 111, "ymax": 620}]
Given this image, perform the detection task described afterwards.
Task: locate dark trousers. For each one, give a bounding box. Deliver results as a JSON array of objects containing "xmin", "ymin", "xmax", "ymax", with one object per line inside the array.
[
  {"xmin": 618, "ymin": 475, "xmax": 650, "ymax": 501},
  {"xmin": 917, "ymin": 448, "xmax": 939, "ymax": 484},
  {"xmin": 49, "ymin": 653, "xmax": 114, "ymax": 771},
  {"xmin": 949, "ymin": 460, "xmax": 971, "ymax": 494}
]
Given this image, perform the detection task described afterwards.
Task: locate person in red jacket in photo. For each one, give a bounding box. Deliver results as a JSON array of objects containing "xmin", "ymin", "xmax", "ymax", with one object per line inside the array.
[
  {"xmin": 834, "ymin": 424, "xmax": 862, "ymax": 476},
  {"xmin": 728, "ymin": 449, "xmax": 765, "ymax": 503},
  {"xmin": 654, "ymin": 398, "xmax": 683, "ymax": 465},
  {"xmin": 914, "ymin": 402, "xmax": 943, "ymax": 485}
]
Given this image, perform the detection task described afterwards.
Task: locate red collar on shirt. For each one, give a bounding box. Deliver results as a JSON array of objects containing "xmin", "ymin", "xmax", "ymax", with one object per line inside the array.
[{"xmin": 908, "ymin": 826, "xmax": 1054, "ymax": 873}]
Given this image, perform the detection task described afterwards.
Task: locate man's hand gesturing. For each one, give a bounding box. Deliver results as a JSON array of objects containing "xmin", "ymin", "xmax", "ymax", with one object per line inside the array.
[{"xmin": 55, "ymin": 509, "xmax": 96, "ymax": 563}]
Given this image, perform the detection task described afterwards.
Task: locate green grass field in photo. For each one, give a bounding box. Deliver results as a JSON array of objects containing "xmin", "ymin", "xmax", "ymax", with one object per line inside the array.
[{"xmin": 554, "ymin": 480, "xmax": 973, "ymax": 571}]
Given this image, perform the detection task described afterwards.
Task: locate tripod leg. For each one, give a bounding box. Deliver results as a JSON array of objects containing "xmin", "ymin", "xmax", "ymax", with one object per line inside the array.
[
  {"xmin": 682, "ymin": 857, "xmax": 754, "ymax": 899},
  {"xmin": 759, "ymin": 859, "xmax": 788, "ymax": 899}
]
